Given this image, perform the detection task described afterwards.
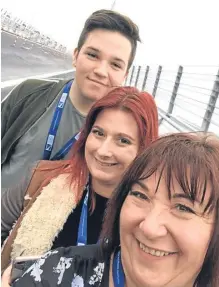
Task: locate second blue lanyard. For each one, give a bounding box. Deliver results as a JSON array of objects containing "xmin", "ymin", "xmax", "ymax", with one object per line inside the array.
[
  {"xmin": 77, "ymin": 188, "xmax": 89, "ymax": 246},
  {"xmin": 113, "ymin": 249, "xmax": 125, "ymax": 287}
]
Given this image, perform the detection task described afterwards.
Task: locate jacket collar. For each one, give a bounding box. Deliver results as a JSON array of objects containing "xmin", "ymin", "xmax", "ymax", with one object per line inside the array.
[{"xmin": 11, "ymin": 174, "xmax": 77, "ymax": 259}]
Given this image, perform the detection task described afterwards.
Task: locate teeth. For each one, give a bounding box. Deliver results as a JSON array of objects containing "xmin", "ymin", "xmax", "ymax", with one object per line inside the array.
[
  {"xmin": 97, "ymin": 160, "xmax": 115, "ymax": 166},
  {"xmin": 100, "ymin": 163, "xmax": 113, "ymax": 166},
  {"xmin": 139, "ymin": 242, "xmax": 172, "ymax": 257}
]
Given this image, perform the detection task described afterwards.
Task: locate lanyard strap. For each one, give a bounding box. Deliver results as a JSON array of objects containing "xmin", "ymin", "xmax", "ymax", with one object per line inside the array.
[
  {"xmin": 113, "ymin": 249, "xmax": 125, "ymax": 287},
  {"xmin": 43, "ymin": 80, "xmax": 73, "ymax": 160},
  {"xmin": 77, "ymin": 186, "xmax": 89, "ymax": 246},
  {"xmin": 51, "ymin": 132, "xmax": 81, "ymax": 160}
]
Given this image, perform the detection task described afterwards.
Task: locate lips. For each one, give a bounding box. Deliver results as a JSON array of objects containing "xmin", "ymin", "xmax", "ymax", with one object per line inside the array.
[
  {"xmin": 88, "ymin": 78, "xmax": 107, "ymax": 86},
  {"xmin": 95, "ymin": 158, "xmax": 117, "ymax": 167},
  {"xmin": 139, "ymin": 242, "xmax": 177, "ymax": 257}
]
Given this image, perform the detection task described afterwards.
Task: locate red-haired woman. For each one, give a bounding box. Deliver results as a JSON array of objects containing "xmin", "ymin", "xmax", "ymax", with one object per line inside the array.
[{"xmin": 1, "ymin": 86, "xmax": 158, "ymax": 272}]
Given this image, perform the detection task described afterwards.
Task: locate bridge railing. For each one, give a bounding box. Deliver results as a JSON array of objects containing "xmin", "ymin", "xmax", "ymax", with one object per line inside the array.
[
  {"xmin": 125, "ymin": 65, "xmax": 219, "ymax": 135},
  {"xmin": 1, "ymin": 9, "xmax": 68, "ymax": 55}
]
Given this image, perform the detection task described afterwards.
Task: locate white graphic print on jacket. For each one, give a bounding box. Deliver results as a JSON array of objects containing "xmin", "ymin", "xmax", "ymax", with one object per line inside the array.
[
  {"xmin": 71, "ymin": 275, "xmax": 84, "ymax": 287},
  {"xmin": 18, "ymin": 250, "xmax": 59, "ymax": 282},
  {"xmin": 17, "ymin": 249, "xmax": 105, "ymax": 286},
  {"xmin": 53, "ymin": 257, "xmax": 73, "ymax": 284},
  {"xmin": 89, "ymin": 263, "xmax": 105, "ymax": 285}
]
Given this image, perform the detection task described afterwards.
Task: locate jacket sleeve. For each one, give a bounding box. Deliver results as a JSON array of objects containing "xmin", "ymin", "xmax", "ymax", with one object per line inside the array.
[
  {"xmin": 11, "ymin": 247, "xmax": 83, "ymax": 286},
  {"xmin": 1, "ymin": 81, "xmax": 26, "ymax": 140},
  {"xmin": 1, "ymin": 166, "xmax": 35, "ymax": 245}
]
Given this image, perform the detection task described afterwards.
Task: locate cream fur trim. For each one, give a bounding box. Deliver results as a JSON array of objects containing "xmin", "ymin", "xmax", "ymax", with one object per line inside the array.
[{"xmin": 11, "ymin": 174, "xmax": 77, "ymax": 259}]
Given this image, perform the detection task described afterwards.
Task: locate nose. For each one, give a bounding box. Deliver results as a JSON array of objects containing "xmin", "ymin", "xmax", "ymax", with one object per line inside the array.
[
  {"xmin": 96, "ymin": 139, "xmax": 113, "ymax": 158},
  {"xmin": 139, "ymin": 205, "xmax": 169, "ymax": 239},
  {"xmin": 93, "ymin": 61, "xmax": 108, "ymax": 78}
]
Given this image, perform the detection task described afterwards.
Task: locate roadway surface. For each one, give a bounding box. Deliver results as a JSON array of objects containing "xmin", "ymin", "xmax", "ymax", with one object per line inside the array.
[{"xmin": 1, "ymin": 31, "xmax": 74, "ymax": 100}]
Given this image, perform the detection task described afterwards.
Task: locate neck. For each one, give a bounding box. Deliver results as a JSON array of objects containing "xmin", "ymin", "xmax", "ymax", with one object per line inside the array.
[
  {"xmin": 109, "ymin": 251, "xmax": 195, "ymax": 287},
  {"xmin": 91, "ymin": 179, "xmax": 116, "ymax": 198},
  {"xmin": 69, "ymin": 81, "xmax": 93, "ymax": 116},
  {"xmin": 109, "ymin": 253, "xmax": 137, "ymax": 287}
]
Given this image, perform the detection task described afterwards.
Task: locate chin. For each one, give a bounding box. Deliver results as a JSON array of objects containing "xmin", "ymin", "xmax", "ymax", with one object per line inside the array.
[
  {"xmin": 85, "ymin": 93, "xmax": 103, "ymax": 102},
  {"xmin": 84, "ymin": 86, "xmax": 107, "ymax": 99},
  {"xmin": 94, "ymin": 176, "xmax": 116, "ymax": 186},
  {"xmin": 96, "ymin": 177, "xmax": 114, "ymax": 184}
]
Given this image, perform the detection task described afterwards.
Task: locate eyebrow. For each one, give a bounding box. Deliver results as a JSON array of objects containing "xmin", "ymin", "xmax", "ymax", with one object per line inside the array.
[
  {"xmin": 117, "ymin": 133, "xmax": 135, "ymax": 141},
  {"xmin": 172, "ymin": 193, "xmax": 201, "ymax": 203},
  {"xmin": 92, "ymin": 125, "xmax": 104, "ymax": 132},
  {"xmin": 85, "ymin": 46, "xmax": 126, "ymax": 65},
  {"xmin": 134, "ymin": 182, "xmax": 201, "ymax": 204},
  {"xmin": 134, "ymin": 180, "xmax": 150, "ymax": 192},
  {"xmin": 86, "ymin": 46, "xmax": 99, "ymax": 52},
  {"xmin": 92, "ymin": 126, "xmax": 135, "ymax": 142}
]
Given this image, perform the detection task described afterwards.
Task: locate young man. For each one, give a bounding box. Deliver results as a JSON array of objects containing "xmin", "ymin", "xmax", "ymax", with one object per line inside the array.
[{"xmin": 1, "ymin": 9, "xmax": 141, "ymax": 189}]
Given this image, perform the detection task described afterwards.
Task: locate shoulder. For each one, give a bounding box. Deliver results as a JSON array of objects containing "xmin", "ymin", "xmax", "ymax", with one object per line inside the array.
[
  {"xmin": 2, "ymin": 79, "xmax": 56, "ymax": 105},
  {"xmin": 13, "ymin": 244, "xmax": 109, "ymax": 287},
  {"xmin": 35, "ymin": 159, "xmax": 71, "ymax": 170},
  {"xmin": 51, "ymin": 243, "xmax": 107, "ymax": 262},
  {"xmin": 23, "ymin": 160, "xmax": 72, "ymax": 204},
  {"xmin": 30, "ymin": 160, "xmax": 72, "ymax": 187},
  {"xmin": 2, "ymin": 78, "xmax": 72, "ymax": 108}
]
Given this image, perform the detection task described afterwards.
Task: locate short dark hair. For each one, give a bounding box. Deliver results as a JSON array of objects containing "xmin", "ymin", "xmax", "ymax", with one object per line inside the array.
[
  {"xmin": 101, "ymin": 132, "xmax": 219, "ymax": 287},
  {"xmin": 77, "ymin": 9, "xmax": 141, "ymax": 70}
]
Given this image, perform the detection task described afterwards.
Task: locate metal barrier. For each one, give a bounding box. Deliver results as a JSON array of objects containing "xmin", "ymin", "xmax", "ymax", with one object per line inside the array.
[
  {"xmin": 1, "ymin": 9, "xmax": 68, "ymax": 55},
  {"xmin": 126, "ymin": 65, "xmax": 219, "ymax": 135}
]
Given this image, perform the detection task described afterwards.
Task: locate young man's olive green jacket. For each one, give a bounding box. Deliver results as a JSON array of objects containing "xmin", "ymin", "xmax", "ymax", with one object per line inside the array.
[{"xmin": 1, "ymin": 78, "xmax": 73, "ymax": 165}]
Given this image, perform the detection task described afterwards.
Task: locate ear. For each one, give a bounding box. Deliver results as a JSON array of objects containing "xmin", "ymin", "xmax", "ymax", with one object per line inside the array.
[{"xmin": 72, "ymin": 48, "xmax": 79, "ymax": 67}]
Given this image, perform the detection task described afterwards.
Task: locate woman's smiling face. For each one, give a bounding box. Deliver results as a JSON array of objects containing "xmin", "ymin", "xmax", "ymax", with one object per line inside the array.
[
  {"xmin": 85, "ymin": 108, "xmax": 139, "ymax": 193},
  {"xmin": 119, "ymin": 171, "xmax": 215, "ymax": 287}
]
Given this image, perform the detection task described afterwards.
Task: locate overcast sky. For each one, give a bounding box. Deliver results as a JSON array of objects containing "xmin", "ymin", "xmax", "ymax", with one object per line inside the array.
[{"xmin": 2, "ymin": 0, "xmax": 219, "ymax": 65}]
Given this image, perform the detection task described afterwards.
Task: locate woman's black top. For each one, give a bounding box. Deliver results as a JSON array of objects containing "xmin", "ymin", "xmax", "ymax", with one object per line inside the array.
[
  {"xmin": 52, "ymin": 189, "xmax": 108, "ymax": 249},
  {"xmin": 12, "ymin": 243, "xmax": 111, "ymax": 287}
]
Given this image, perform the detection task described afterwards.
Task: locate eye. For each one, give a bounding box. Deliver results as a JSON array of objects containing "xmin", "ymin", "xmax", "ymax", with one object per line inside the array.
[
  {"xmin": 119, "ymin": 137, "xmax": 131, "ymax": 145},
  {"xmin": 112, "ymin": 62, "xmax": 122, "ymax": 69},
  {"xmin": 175, "ymin": 204, "xmax": 195, "ymax": 214},
  {"xmin": 87, "ymin": 52, "xmax": 97, "ymax": 59},
  {"xmin": 92, "ymin": 129, "xmax": 104, "ymax": 137},
  {"xmin": 129, "ymin": 190, "xmax": 148, "ymax": 200}
]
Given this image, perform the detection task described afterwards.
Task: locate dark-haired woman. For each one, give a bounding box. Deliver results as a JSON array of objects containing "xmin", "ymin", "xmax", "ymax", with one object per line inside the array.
[
  {"xmin": 1, "ymin": 86, "xmax": 158, "ymax": 273},
  {"xmin": 11, "ymin": 132, "xmax": 219, "ymax": 287}
]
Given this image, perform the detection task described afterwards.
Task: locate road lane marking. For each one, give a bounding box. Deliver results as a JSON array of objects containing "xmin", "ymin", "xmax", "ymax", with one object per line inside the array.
[{"xmin": 1, "ymin": 69, "xmax": 75, "ymax": 88}]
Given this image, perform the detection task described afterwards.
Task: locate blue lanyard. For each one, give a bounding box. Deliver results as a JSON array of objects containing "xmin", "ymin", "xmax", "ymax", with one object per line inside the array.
[
  {"xmin": 51, "ymin": 132, "xmax": 80, "ymax": 160},
  {"xmin": 43, "ymin": 80, "xmax": 77, "ymax": 160},
  {"xmin": 113, "ymin": 249, "xmax": 125, "ymax": 287},
  {"xmin": 77, "ymin": 187, "xmax": 89, "ymax": 246}
]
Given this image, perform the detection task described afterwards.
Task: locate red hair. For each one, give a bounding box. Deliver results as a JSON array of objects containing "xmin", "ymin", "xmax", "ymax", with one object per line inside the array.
[{"xmin": 42, "ymin": 87, "xmax": 158, "ymax": 205}]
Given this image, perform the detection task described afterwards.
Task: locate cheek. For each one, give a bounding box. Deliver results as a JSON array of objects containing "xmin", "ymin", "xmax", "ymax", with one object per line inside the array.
[
  {"xmin": 172, "ymin": 220, "xmax": 213, "ymax": 263},
  {"xmin": 85, "ymin": 136, "xmax": 102, "ymax": 161},
  {"xmin": 120, "ymin": 199, "xmax": 141, "ymax": 237},
  {"xmin": 108, "ymin": 71, "xmax": 127, "ymax": 87},
  {"xmin": 120, "ymin": 203, "xmax": 130, "ymax": 238},
  {"xmin": 75, "ymin": 57, "xmax": 91, "ymax": 74},
  {"xmin": 85, "ymin": 136, "xmax": 94, "ymax": 159},
  {"xmin": 122, "ymin": 147, "xmax": 138, "ymax": 166}
]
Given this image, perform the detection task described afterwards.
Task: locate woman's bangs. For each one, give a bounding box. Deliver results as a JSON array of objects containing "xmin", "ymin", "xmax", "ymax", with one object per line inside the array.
[
  {"xmin": 135, "ymin": 152, "xmax": 216, "ymax": 214},
  {"xmin": 166, "ymin": 155, "xmax": 216, "ymax": 214},
  {"xmin": 137, "ymin": 154, "xmax": 162, "ymax": 184}
]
